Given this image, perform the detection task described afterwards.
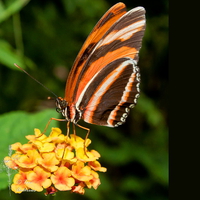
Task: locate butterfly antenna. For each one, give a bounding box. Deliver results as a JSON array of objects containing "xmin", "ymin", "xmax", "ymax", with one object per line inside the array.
[{"xmin": 14, "ymin": 63, "xmax": 58, "ymax": 98}]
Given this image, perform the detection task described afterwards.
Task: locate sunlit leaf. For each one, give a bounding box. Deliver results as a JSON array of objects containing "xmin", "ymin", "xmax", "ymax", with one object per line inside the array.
[{"xmin": 0, "ymin": 40, "xmax": 35, "ymax": 69}]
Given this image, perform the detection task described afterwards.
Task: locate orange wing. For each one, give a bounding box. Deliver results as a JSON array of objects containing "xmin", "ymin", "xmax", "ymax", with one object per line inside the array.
[
  {"xmin": 65, "ymin": 2, "xmax": 127, "ymax": 103},
  {"xmin": 65, "ymin": 3, "xmax": 145, "ymax": 109}
]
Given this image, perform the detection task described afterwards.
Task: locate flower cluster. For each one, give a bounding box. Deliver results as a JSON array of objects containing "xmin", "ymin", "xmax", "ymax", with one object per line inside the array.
[{"xmin": 4, "ymin": 127, "xmax": 106, "ymax": 195}]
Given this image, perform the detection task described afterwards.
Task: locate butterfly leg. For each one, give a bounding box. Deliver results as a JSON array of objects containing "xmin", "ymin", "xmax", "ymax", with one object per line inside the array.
[
  {"xmin": 75, "ymin": 123, "xmax": 90, "ymax": 157},
  {"xmin": 72, "ymin": 123, "xmax": 77, "ymax": 142},
  {"xmin": 66, "ymin": 121, "xmax": 70, "ymax": 137},
  {"xmin": 43, "ymin": 117, "xmax": 67, "ymax": 134}
]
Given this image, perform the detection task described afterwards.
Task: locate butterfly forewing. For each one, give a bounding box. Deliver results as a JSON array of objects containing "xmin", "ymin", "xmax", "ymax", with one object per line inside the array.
[
  {"xmin": 65, "ymin": 2, "xmax": 127, "ymax": 104},
  {"xmin": 72, "ymin": 7, "xmax": 145, "ymax": 104}
]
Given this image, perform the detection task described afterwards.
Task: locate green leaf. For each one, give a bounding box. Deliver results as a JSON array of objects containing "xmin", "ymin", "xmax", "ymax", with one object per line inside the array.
[
  {"xmin": 0, "ymin": 40, "xmax": 35, "ymax": 70},
  {"xmin": 0, "ymin": 0, "xmax": 30, "ymax": 23},
  {"xmin": 0, "ymin": 109, "xmax": 60, "ymax": 190}
]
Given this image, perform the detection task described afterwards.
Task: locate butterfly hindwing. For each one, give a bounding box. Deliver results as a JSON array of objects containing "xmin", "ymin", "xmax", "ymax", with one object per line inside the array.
[{"xmin": 77, "ymin": 57, "xmax": 140, "ymax": 127}]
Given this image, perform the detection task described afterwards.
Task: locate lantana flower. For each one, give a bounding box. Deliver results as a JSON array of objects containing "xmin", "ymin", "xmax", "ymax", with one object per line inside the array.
[{"xmin": 4, "ymin": 127, "xmax": 106, "ymax": 195}]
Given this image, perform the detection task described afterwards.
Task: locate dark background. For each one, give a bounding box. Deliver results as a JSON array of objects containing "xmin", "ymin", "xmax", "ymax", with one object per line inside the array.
[{"xmin": 0, "ymin": 0, "xmax": 168, "ymax": 199}]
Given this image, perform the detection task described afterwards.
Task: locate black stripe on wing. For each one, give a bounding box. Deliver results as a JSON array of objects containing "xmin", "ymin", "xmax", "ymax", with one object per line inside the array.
[{"xmin": 80, "ymin": 57, "xmax": 140, "ymax": 126}]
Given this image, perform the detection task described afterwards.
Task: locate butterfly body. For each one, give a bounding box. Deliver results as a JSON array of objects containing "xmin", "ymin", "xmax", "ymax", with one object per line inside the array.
[{"xmin": 56, "ymin": 3, "xmax": 146, "ymax": 127}]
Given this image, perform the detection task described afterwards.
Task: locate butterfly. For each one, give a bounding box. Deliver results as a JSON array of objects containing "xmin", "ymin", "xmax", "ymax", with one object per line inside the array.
[{"xmin": 55, "ymin": 2, "xmax": 146, "ymax": 130}]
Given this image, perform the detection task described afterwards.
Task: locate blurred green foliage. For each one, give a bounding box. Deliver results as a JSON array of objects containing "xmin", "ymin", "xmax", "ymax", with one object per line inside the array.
[{"xmin": 0, "ymin": 0, "xmax": 168, "ymax": 200}]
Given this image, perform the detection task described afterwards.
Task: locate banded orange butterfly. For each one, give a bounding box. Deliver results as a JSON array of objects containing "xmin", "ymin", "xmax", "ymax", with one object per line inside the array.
[
  {"xmin": 54, "ymin": 2, "xmax": 146, "ymax": 130},
  {"xmin": 15, "ymin": 2, "xmax": 146, "ymax": 131}
]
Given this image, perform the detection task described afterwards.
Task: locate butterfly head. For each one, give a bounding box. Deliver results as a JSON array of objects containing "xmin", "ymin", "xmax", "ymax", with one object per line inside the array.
[
  {"xmin": 55, "ymin": 97, "xmax": 67, "ymax": 113},
  {"xmin": 55, "ymin": 97, "xmax": 81, "ymax": 123}
]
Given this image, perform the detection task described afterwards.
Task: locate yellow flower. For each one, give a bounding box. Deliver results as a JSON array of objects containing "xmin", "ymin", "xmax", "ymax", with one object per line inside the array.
[
  {"xmin": 4, "ymin": 127, "xmax": 107, "ymax": 195},
  {"xmin": 55, "ymin": 143, "xmax": 75, "ymax": 161},
  {"xmin": 34, "ymin": 141, "xmax": 55, "ymax": 152},
  {"xmin": 47, "ymin": 128, "xmax": 65, "ymax": 143},
  {"xmin": 26, "ymin": 129, "xmax": 47, "ymax": 142},
  {"xmin": 76, "ymin": 148, "xmax": 101, "ymax": 162},
  {"xmin": 70, "ymin": 134, "xmax": 91, "ymax": 149}
]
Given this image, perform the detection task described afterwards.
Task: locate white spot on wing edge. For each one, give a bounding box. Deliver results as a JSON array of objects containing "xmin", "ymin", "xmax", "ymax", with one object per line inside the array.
[{"xmin": 107, "ymin": 58, "xmax": 139, "ymax": 126}]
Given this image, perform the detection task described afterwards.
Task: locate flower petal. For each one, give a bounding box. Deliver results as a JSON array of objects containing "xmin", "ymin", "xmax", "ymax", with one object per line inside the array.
[
  {"xmin": 89, "ymin": 161, "xmax": 107, "ymax": 172},
  {"xmin": 15, "ymin": 150, "xmax": 40, "ymax": 168},
  {"xmin": 71, "ymin": 161, "xmax": 93, "ymax": 181},
  {"xmin": 11, "ymin": 170, "xmax": 29, "ymax": 193},
  {"xmin": 51, "ymin": 167, "xmax": 75, "ymax": 191},
  {"xmin": 38, "ymin": 152, "xmax": 59, "ymax": 172},
  {"xmin": 71, "ymin": 182, "xmax": 85, "ymax": 194},
  {"xmin": 26, "ymin": 166, "xmax": 51, "ymax": 192}
]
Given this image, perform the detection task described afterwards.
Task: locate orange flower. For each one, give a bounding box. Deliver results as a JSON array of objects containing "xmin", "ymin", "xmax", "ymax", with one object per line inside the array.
[
  {"xmin": 38, "ymin": 152, "xmax": 59, "ymax": 172},
  {"xmin": 15, "ymin": 149, "xmax": 41, "ymax": 168},
  {"xmin": 10, "ymin": 143, "xmax": 36, "ymax": 154},
  {"xmin": 71, "ymin": 161, "xmax": 93, "ymax": 181},
  {"xmin": 4, "ymin": 127, "xmax": 107, "ymax": 195},
  {"xmin": 71, "ymin": 182, "xmax": 85, "ymax": 194},
  {"xmin": 51, "ymin": 167, "xmax": 75, "ymax": 191},
  {"xmin": 85, "ymin": 170, "xmax": 101, "ymax": 189},
  {"xmin": 4, "ymin": 155, "xmax": 19, "ymax": 169},
  {"xmin": 88, "ymin": 160, "xmax": 107, "ymax": 172},
  {"xmin": 11, "ymin": 169, "xmax": 29, "ymax": 193},
  {"xmin": 25, "ymin": 166, "xmax": 51, "ymax": 192}
]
